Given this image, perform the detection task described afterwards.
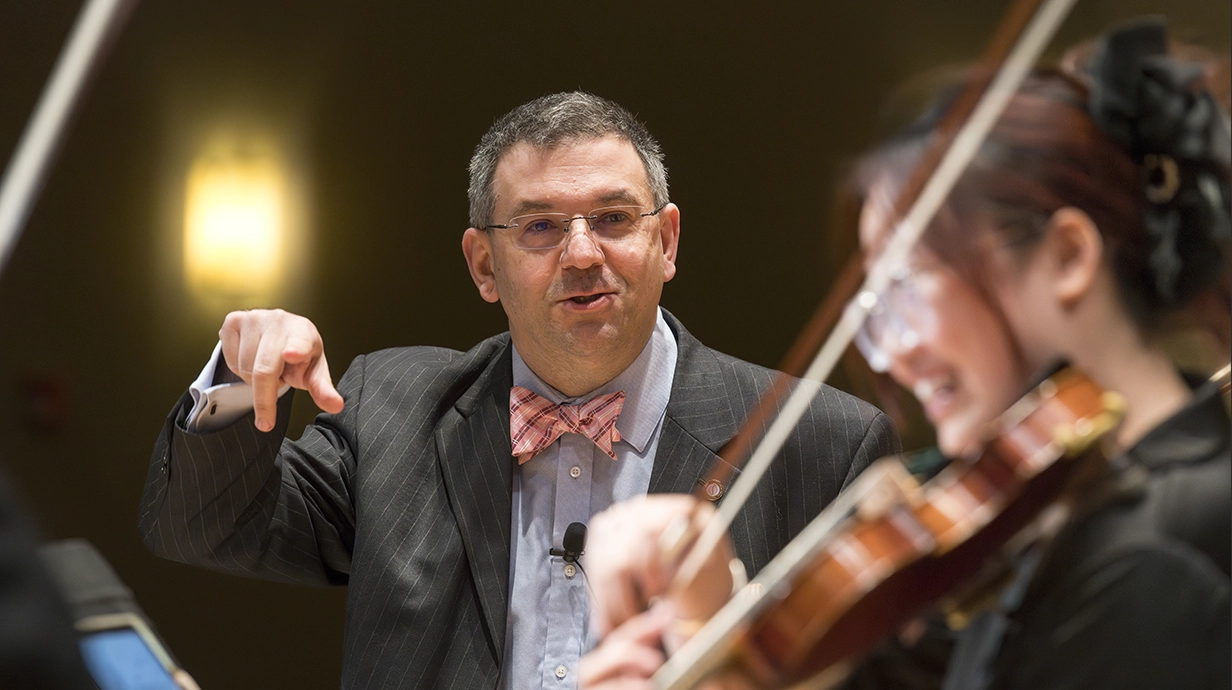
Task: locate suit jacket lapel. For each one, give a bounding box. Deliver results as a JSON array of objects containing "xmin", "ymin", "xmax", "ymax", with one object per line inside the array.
[
  {"xmin": 650, "ymin": 312, "xmax": 742, "ymax": 495},
  {"xmin": 435, "ymin": 342, "xmax": 514, "ymax": 664},
  {"xmin": 431, "ymin": 313, "xmax": 777, "ymax": 663},
  {"xmin": 650, "ymin": 312, "xmax": 777, "ymax": 570}
]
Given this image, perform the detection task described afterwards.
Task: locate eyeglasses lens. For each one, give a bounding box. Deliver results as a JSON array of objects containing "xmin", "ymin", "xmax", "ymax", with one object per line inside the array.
[
  {"xmin": 508, "ymin": 206, "xmax": 644, "ymax": 249},
  {"xmin": 855, "ymin": 274, "xmax": 928, "ymax": 373}
]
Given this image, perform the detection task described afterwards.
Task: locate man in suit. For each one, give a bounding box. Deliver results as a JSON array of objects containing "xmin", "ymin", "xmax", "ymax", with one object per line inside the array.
[{"xmin": 139, "ymin": 91, "xmax": 898, "ymax": 690}]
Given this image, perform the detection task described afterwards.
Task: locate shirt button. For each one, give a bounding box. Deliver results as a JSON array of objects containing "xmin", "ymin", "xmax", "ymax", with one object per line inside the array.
[
  {"xmin": 569, "ymin": 465, "xmax": 582, "ymax": 479},
  {"xmin": 555, "ymin": 665, "xmax": 567, "ymax": 679},
  {"xmin": 564, "ymin": 563, "xmax": 577, "ymax": 578}
]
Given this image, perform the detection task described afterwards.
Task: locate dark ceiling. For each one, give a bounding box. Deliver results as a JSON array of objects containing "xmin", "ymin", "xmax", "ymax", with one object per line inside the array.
[{"xmin": 0, "ymin": 1, "xmax": 1227, "ymax": 687}]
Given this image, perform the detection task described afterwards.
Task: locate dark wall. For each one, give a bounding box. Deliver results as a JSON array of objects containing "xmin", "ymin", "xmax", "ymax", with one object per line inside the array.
[{"xmin": 0, "ymin": 2, "xmax": 1227, "ymax": 688}]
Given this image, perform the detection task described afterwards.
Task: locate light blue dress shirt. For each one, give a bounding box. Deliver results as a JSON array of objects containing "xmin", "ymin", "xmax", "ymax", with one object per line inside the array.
[{"xmin": 499, "ymin": 308, "xmax": 678, "ymax": 690}]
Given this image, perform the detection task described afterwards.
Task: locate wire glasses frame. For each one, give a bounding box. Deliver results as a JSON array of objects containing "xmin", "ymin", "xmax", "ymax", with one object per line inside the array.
[{"xmin": 484, "ymin": 204, "xmax": 668, "ymax": 250}]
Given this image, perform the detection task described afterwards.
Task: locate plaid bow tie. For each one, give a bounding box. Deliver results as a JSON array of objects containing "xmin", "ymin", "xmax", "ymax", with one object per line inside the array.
[{"xmin": 509, "ymin": 386, "xmax": 626, "ymax": 464}]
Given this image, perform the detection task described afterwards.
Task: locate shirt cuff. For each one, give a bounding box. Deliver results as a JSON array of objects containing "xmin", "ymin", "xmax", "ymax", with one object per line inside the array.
[{"xmin": 185, "ymin": 342, "xmax": 290, "ymax": 433}]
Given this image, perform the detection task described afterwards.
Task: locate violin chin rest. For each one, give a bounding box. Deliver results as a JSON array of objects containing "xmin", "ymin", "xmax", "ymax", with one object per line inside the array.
[{"xmin": 1053, "ymin": 391, "xmax": 1125, "ymax": 457}]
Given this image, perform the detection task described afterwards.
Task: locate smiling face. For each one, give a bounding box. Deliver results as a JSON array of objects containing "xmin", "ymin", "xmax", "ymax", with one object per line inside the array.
[
  {"xmin": 462, "ymin": 135, "xmax": 679, "ymax": 395},
  {"xmin": 858, "ymin": 184, "xmax": 1028, "ymax": 457}
]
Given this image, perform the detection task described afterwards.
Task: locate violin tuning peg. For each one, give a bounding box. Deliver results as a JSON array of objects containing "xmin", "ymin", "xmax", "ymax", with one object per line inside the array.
[{"xmin": 1100, "ymin": 392, "xmax": 1127, "ymax": 418}]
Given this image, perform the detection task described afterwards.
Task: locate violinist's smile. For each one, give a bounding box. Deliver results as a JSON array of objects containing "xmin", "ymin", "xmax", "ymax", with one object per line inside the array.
[
  {"xmin": 858, "ymin": 185, "xmax": 1024, "ymax": 457},
  {"xmin": 913, "ymin": 376, "xmax": 958, "ymax": 422},
  {"xmin": 896, "ymin": 283, "xmax": 1021, "ymax": 457}
]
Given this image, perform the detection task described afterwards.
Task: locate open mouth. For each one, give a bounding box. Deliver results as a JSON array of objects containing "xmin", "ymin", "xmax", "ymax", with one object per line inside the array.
[
  {"xmin": 568, "ymin": 294, "xmax": 605, "ymax": 304},
  {"xmin": 914, "ymin": 377, "xmax": 958, "ymax": 421}
]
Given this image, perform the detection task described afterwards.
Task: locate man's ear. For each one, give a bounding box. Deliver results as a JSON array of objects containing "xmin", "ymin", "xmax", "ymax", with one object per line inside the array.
[
  {"xmin": 658, "ymin": 203, "xmax": 681, "ymax": 282},
  {"xmin": 462, "ymin": 227, "xmax": 500, "ymax": 303},
  {"xmin": 1044, "ymin": 207, "xmax": 1104, "ymax": 306}
]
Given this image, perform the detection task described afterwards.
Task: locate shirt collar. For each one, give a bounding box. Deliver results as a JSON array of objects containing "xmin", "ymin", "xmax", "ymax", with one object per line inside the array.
[{"xmin": 511, "ymin": 308, "xmax": 678, "ymax": 453}]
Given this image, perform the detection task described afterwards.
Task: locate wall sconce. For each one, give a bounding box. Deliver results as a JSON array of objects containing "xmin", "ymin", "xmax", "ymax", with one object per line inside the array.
[{"xmin": 183, "ymin": 150, "xmax": 285, "ymax": 298}]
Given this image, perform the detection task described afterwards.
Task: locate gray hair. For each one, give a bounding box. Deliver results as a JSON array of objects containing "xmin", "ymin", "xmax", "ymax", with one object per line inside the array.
[{"xmin": 467, "ymin": 91, "xmax": 669, "ymax": 228}]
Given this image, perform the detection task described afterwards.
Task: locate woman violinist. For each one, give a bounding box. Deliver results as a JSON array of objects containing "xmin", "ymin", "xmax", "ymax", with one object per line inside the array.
[{"xmin": 580, "ymin": 18, "xmax": 1231, "ymax": 690}]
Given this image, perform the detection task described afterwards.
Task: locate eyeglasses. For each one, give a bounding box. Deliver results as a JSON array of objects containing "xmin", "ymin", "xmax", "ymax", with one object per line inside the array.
[
  {"xmin": 854, "ymin": 233, "xmax": 1038, "ymax": 373},
  {"xmin": 484, "ymin": 204, "xmax": 667, "ymax": 250},
  {"xmin": 853, "ymin": 264, "xmax": 936, "ymax": 373}
]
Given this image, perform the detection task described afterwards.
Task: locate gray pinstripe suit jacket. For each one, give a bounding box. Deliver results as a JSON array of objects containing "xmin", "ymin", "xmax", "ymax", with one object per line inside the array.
[{"xmin": 139, "ymin": 312, "xmax": 898, "ymax": 689}]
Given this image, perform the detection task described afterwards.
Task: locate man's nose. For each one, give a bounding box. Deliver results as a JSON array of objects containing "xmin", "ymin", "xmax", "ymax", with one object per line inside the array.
[{"xmin": 559, "ymin": 218, "xmax": 605, "ymax": 269}]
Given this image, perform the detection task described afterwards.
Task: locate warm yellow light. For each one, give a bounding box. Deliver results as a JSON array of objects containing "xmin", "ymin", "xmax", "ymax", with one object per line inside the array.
[{"xmin": 183, "ymin": 154, "xmax": 285, "ymax": 297}]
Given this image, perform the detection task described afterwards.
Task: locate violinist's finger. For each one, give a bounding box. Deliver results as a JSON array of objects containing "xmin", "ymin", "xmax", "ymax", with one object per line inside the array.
[
  {"xmin": 580, "ymin": 605, "xmax": 671, "ymax": 689},
  {"xmin": 588, "ymin": 500, "xmax": 658, "ymax": 633},
  {"xmin": 671, "ymin": 514, "xmax": 735, "ymax": 624},
  {"xmin": 589, "ymin": 495, "xmax": 715, "ymax": 632},
  {"xmin": 586, "ymin": 556, "xmax": 626, "ymax": 635},
  {"xmin": 582, "ymin": 680, "xmax": 653, "ymax": 690},
  {"xmin": 580, "ymin": 639, "xmax": 663, "ymax": 680},
  {"xmin": 585, "ymin": 504, "xmax": 623, "ymax": 632},
  {"xmin": 604, "ymin": 563, "xmax": 647, "ymax": 637}
]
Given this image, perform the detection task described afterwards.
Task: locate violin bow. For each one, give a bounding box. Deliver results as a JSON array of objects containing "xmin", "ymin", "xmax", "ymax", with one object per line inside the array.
[
  {"xmin": 665, "ymin": 0, "xmax": 1081, "ymax": 622},
  {"xmin": 0, "ymin": 0, "xmax": 139, "ymax": 276},
  {"xmin": 1213, "ymin": 363, "xmax": 1231, "ymax": 394}
]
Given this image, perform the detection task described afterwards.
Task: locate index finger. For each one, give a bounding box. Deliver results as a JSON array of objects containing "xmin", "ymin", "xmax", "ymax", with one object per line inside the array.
[
  {"xmin": 219, "ymin": 312, "xmax": 245, "ymax": 381},
  {"xmin": 250, "ymin": 330, "xmax": 289, "ymax": 432},
  {"xmin": 580, "ymin": 603, "xmax": 673, "ymax": 688}
]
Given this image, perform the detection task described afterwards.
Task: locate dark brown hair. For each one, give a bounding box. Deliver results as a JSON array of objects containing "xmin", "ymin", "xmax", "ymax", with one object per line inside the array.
[{"xmin": 855, "ymin": 66, "xmax": 1230, "ymax": 332}]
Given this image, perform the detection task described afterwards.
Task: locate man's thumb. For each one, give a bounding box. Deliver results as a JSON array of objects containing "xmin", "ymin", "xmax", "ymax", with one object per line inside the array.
[{"xmin": 307, "ymin": 358, "xmax": 345, "ymax": 413}]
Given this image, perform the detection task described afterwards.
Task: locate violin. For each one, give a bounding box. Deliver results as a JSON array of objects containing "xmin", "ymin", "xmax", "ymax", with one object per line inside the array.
[{"xmin": 653, "ymin": 367, "xmax": 1124, "ymax": 690}]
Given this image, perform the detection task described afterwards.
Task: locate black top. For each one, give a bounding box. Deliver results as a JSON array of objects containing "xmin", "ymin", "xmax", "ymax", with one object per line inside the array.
[
  {"xmin": 847, "ymin": 379, "xmax": 1231, "ymax": 690},
  {"xmin": 984, "ymin": 380, "xmax": 1231, "ymax": 689}
]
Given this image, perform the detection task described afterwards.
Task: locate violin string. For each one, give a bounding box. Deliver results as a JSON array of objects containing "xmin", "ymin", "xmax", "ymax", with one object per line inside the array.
[{"xmin": 667, "ymin": 0, "xmax": 1081, "ymax": 624}]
